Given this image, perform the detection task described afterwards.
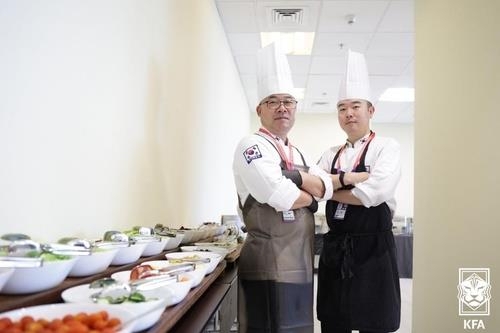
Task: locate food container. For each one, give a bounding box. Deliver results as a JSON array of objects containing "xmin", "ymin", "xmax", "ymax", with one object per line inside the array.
[{"xmin": 1, "ymin": 256, "xmax": 78, "ymax": 294}]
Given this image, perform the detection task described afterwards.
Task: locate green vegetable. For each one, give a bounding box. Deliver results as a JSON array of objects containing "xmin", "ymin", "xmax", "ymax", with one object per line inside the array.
[
  {"xmin": 128, "ymin": 292, "xmax": 147, "ymax": 303},
  {"xmin": 41, "ymin": 252, "xmax": 71, "ymax": 261},
  {"xmin": 95, "ymin": 291, "xmax": 153, "ymax": 304}
]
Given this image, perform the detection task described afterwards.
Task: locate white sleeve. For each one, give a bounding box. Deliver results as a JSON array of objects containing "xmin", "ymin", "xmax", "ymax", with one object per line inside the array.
[
  {"xmin": 308, "ymin": 164, "xmax": 333, "ymax": 202},
  {"xmin": 352, "ymin": 138, "xmax": 401, "ymax": 208},
  {"xmin": 233, "ymin": 136, "xmax": 300, "ymax": 212}
]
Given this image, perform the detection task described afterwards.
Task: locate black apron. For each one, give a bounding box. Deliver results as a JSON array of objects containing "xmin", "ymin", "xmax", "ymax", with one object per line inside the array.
[
  {"xmin": 317, "ymin": 140, "xmax": 401, "ymax": 332},
  {"xmin": 238, "ymin": 142, "xmax": 314, "ymax": 333}
]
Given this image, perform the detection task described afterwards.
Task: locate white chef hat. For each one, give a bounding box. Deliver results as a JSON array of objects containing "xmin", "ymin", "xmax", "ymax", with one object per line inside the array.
[
  {"xmin": 256, "ymin": 41, "xmax": 295, "ymax": 102},
  {"xmin": 338, "ymin": 49, "xmax": 372, "ymax": 105}
]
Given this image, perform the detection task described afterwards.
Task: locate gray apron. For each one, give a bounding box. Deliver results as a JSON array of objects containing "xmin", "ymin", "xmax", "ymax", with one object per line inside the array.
[
  {"xmin": 238, "ymin": 144, "xmax": 315, "ymax": 333},
  {"xmin": 238, "ymin": 196, "xmax": 315, "ymax": 333}
]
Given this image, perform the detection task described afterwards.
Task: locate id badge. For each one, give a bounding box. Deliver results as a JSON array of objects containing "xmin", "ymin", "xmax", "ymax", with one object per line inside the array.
[
  {"xmin": 333, "ymin": 203, "xmax": 348, "ymax": 220},
  {"xmin": 282, "ymin": 210, "xmax": 295, "ymax": 223}
]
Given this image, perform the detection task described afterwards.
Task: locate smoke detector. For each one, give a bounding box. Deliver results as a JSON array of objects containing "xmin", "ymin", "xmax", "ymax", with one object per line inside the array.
[{"xmin": 346, "ymin": 14, "xmax": 356, "ymax": 25}]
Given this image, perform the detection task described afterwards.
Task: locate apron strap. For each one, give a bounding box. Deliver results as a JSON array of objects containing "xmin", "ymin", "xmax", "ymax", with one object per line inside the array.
[{"xmin": 258, "ymin": 134, "xmax": 309, "ymax": 171}]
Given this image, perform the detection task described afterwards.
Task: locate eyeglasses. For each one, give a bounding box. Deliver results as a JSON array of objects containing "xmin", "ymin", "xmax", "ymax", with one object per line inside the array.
[{"xmin": 261, "ymin": 99, "xmax": 298, "ymax": 110}]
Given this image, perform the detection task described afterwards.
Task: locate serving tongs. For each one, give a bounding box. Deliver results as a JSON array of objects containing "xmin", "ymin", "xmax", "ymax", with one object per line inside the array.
[
  {"xmin": 135, "ymin": 262, "xmax": 196, "ymax": 279},
  {"xmin": 0, "ymin": 239, "xmax": 92, "ymax": 257},
  {"xmin": 60, "ymin": 237, "xmax": 131, "ymax": 251},
  {"xmin": 128, "ymin": 226, "xmax": 162, "ymax": 244},
  {"xmin": 0, "ymin": 235, "xmax": 44, "ymax": 267},
  {"xmin": 89, "ymin": 263, "xmax": 195, "ymax": 304}
]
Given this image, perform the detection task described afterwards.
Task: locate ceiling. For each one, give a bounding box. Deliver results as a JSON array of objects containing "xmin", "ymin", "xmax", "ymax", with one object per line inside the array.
[{"xmin": 214, "ymin": 0, "xmax": 414, "ymax": 123}]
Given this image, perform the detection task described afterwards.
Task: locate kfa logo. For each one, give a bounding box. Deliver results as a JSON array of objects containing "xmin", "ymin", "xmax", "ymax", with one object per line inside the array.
[
  {"xmin": 458, "ymin": 268, "xmax": 491, "ymax": 315},
  {"xmin": 457, "ymin": 268, "xmax": 491, "ymax": 330}
]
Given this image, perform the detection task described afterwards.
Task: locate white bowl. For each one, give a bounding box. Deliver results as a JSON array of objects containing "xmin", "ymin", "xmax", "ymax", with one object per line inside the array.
[
  {"xmin": 62, "ymin": 283, "xmax": 169, "ymax": 332},
  {"xmin": 163, "ymin": 234, "xmax": 184, "ymax": 250},
  {"xmin": 141, "ymin": 238, "xmax": 168, "ymax": 257},
  {"xmin": 165, "ymin": 251, "xmax": 222, "ymax": 275},
  {"xmin": 0, "ymin": 303, "xmax": 136, "ymax": 333},
  {"xmin": 197, "ymin": 228, "xmax": 211, "ymax": 241},
  {"xmin": 142, "ymin": 260, "xmax": 207, "ymax": 288},
  {"xmin": 68, "ymin": 248, "xmax": 119, "ymax": 277},
  {"xmin": 1, "ymin": 257, "xmax": 77, "ymax": 294},
  {"xmin": 111, "ymin": 243, "xmax": 148, "ymax": 265},
  {"xmin": 178, "ymin": 229, "xmax": 198, "ymax": 245},
  {"xmin": 0, "ymin": 268, "xmax": 14, "ymax": 292}
]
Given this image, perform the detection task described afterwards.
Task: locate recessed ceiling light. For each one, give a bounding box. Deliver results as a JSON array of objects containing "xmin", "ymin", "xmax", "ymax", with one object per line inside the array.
[
  {"xmin": 260, "ymin": 32, "xmax": 315, "ymax": 55},
  {"xmin": 379, "ymin": 87, "xmax": 415, "ymax": 102}
]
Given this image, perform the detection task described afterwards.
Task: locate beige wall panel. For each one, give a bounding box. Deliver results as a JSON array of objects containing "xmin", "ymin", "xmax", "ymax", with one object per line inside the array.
[{"xmin": 414, "ymin": 0, "xmax": 500, "ymax": 331}]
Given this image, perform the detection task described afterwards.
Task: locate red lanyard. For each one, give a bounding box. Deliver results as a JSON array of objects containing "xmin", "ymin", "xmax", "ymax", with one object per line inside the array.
[
  {"xmin": 257, "ymin": 127, "xmax": 295, "ymax": 170},
  {"xmin": 335, "ymin": 131, "xmax": 375, "ymax": 172}
]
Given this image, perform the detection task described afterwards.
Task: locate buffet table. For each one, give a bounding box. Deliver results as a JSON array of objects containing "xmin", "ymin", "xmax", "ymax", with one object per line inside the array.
[{"xmin": 0, "ymin": 246, "xmax": 240, "ymax": 333}]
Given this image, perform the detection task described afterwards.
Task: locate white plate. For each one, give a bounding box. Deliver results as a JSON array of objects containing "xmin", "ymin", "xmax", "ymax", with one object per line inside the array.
[
  {"xmin": 111, "ymin": 271, "xmax": 194, "ymax": 306},
  {"xmin": 165, "ymin": 251, "xmax": 222, "ymax": 274},
  {"xmin": 0, "ymin": 303, "xmax": 136, "ymax": 333},
  {"xmin": 181, "ymin": 245, "xmax": 229, "ymax": 257},
  {"xmin": 180, "ymin": 245, "xmax": 199, "ymax": 252},
  {"xmin": 62, "ymin": 283, "xmax": 170, "ymax": 332},
  {"xmin": 110, "ymin": 269, "xmax": 193, "ymax": 304},
  {"xmin": 163, "ymin": 278, "xmax": 191, "ymax": 305},
  {"xmin": 193, "ymin": 242, "xmax": 237, "ymax": 256},
  {"xmin": 111, "ymin": 270, "xmax": 134, "ymax": 284}
]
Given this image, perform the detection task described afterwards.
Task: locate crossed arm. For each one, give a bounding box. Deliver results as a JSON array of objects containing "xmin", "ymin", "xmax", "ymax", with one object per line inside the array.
[{"xmin": 286, "ymin": 170, "xmax": 369, "ymax": 205}]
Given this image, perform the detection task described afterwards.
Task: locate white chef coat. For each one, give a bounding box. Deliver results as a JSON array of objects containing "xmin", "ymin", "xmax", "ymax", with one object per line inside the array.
[
  {"xmin": 233, "ymin": 132, "xmax": 333, "ymax": 212},
  {"xmin": 317, "ymin": 133, "xmax": 401, "ymax": 215}
]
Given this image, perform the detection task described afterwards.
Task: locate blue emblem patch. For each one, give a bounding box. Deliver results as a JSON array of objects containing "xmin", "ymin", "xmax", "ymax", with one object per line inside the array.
[{"xmin": 243, "ymin": 144, "xmax": 262, "ymax": 164}]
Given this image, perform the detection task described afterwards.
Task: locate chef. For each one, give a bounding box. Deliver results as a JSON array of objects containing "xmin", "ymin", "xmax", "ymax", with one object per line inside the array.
[
  {"xmin": 232, "ymin": 41, "xmax": 335, "ymax": 333},
  {"xmin": 316, "ymin": 50, "xmax": 402, "ymax": 333}
]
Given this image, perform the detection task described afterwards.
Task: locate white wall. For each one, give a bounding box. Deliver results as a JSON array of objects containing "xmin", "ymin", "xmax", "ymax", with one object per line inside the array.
[
  {"xmin": 0, "ymin": 0, "xmax": 249, "ymax": 242},
  {"xmin": 251, "ymin": 112, "xmax": 414, "ymax": 217}
]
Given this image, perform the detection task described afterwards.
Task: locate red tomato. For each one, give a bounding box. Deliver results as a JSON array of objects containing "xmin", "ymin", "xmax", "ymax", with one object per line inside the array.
[{"xmin": 129, "ymin": 264, "xmax": 153, "ymax": 280}]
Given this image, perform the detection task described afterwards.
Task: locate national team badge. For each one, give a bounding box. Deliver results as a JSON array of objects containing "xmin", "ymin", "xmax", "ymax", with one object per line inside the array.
[
  {"xmin": 457, "ymin": 268, "xmax": 491, "ymax": 316},
  {"xmin": 243, "ymin": 145, "xmax": 262, "ymax": 164}
]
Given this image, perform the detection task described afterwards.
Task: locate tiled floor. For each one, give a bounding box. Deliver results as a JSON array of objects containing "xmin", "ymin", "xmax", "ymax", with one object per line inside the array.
[{"xmin": 313, "ymin": 276, "xmax": 413, "ymax": 333}]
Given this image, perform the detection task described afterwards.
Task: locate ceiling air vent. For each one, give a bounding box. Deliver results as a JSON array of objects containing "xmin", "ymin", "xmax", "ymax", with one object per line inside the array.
[
  {"xmin": 258, "ymin": 3, "xmax": 318, "ymax": 31},
  {"xmin": 272, "ymin": 8, "xmax": 304, "ymax": 25}
]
